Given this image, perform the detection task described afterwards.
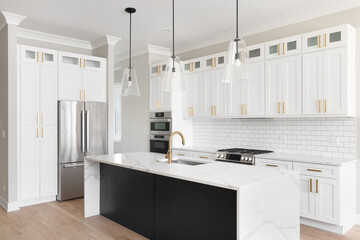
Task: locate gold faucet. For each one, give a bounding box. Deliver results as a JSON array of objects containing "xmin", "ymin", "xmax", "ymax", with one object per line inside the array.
[{"xmin": 166, "ymin": 131, "xmax": 186, "ymax": 164}]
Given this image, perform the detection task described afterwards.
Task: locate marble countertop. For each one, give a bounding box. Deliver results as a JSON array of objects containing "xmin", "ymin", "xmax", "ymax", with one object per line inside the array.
[
  {"xmin": 257, "ymin": 152, "xmax": 358, "ymax": 166},
  {"xmin": 85, "ymin": 152, "xmax": 297, "ymax": 191}
]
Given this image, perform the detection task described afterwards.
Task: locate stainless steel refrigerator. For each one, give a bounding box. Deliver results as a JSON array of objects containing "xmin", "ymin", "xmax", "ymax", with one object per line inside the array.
[{"xmin": 57, "ymin": 101, "xmax": 107, "ymax": 201}]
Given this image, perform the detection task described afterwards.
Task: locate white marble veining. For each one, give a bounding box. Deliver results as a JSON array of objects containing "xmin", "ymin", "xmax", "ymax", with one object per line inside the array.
[
  {"xmin": 85, "ymin": 152, "xmax": 300, "ymax": 240},
  {"xmin": 257, "ymin": 152, "xmax": 357, "ymax": 166},
  {"xmin": 172, "ymin": 145, "xmax": 218, "ymax": 154}
]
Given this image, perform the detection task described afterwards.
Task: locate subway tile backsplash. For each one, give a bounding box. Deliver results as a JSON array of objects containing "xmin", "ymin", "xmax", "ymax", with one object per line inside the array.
[{"xmin": 192, "ymin": 117, "xmax": 357, "ymax": 159}]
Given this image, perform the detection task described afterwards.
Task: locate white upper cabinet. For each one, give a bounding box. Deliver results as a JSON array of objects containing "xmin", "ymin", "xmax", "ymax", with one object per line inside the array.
[
  {"xmin": 247, "ymin": 44, "xmax": 265, "ymax": 62},
  {"xmin": 58, "ymin": 51, "xmax": 107, "ymax": 102},
  {"xmin": 183, "ymin": 59, "xmax": 202, "ymax": 73},
  {"xmin": 183, "ymin": 72, "xmax": 205, "ymax": 117},
  {"xmin": 40, "ymin": 65, "xmax": 58, "ymax": 125},
  {"xmin": 150, "ymin": 62, "xmax": 167, "ymax": 77},
  {"xmin": 21, "ymin": 46, "xmax": 57, "ymax": 65},
  {"xmin": 302, "ymin": 25, "xmax": 354, "ymax": 53},
  {"xmin": 265, "ymin": 35, "xmax": 301, "ymax": 59},
  {"xmin": 204, "ymin": 69, "xmax": 227, "ymax": 117},
  {"xmin": 266, "ymin": 56, "xmax": 301, "ymax": 116},
  {"xmin": 204, "ymin": 52, "xmax": 226, "ymax": 70},
  {"xmin": 149, "ymin": 74, "xmax": 172, "ymax": 111}
]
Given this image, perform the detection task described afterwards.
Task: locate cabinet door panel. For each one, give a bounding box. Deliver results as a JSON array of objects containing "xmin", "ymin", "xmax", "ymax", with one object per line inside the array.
[
  {"xmin": 315, "ymin": 178, "xmax": 339, "ymax": 225},
  {"xmin": 20, "ymin": 62, "xmax": 40, "ymax": 126},
  {"xmin": 192, "ymin": 73, "xmax": 206, "ymax": 116},
  {"xmin": 149, "ymin": 77, "xmax": 161, "ymax": 111},
  {"xmin": 211, "ymin": 70, "xmax": 227, "ymax": 116},
  {"xmin": 323, "ymin": 48, "xmax": 346, "ymax": 115},
  {"xmin": 182, "ymin": 75, "xmax": 194, "ymax": 117},
  {"xmin": 303, "ymin": 52, "xmax": 324, "ymax": 115},
  {"xmin": 83, "ymin": 70, "xmax": 106, "ymax": 102},
  {"xmin": 204, "ymin": 71, "xmax": 213, "ymax": 116},
  {"xmin": 58, "ymin": 67, "xmax": 82, "ymax": 101},
  {"xmin": 265, "ymin": 60, "xmax": 282, "ymax": 115},
  {"xmin": 40, "ymin": 65, "xmax": 58, "ymax": 125},
  {"xmin": 227, "ymin": 80, "xmax": 242, "ymax": 117},
  {"xmin": 247, "ymin": 62, "xmax": 265, "ymax": 116},
  {"xmin": 20, "ymin": 126, "xmax": 40, "ymax": 201},
  {"xmin": 40, "ymin": 126, "xmax": 57, "ymax": 197},
  {"xmin": 282, "ymin": 56, "xmax": 301, "ymax": 115},
  {"xmin": 299, "ymin": 175, "xmax": 316, "ymax": 219}
]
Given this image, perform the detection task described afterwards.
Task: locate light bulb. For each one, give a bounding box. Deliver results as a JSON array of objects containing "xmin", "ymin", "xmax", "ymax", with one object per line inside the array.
[
  {"xmin": 233, "ymin": 58, "xmax": 241, "ymax": 68},
  {"xmin": 128, "ymin": 80, "xmax": 133, "ymax": 87}
]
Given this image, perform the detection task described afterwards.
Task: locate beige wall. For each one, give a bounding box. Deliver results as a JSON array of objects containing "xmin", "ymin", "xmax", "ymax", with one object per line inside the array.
[
  {"xmin": 18, "ymin": 37, "xmax": 92, "ymax": 55},
  {"xmin": 0, "ymin": 25, "xmax": 9, "ymax": 202}
]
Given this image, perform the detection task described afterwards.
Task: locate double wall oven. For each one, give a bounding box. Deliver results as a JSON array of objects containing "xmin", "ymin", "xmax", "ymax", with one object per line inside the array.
[{"xmin": 150, "ymin": 112, "xmax": 172, "ymax": 154}]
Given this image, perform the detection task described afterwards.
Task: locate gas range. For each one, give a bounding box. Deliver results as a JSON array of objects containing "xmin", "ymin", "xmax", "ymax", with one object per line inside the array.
[{"xmin": 216, "ymin": 148, "xmax": 273, "ymax": 165}]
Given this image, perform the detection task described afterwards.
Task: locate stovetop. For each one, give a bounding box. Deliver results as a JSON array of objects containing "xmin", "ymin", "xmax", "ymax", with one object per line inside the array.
[{"xmin": 217, "ymin": 148, "xmax": 273, "ymax": 155}]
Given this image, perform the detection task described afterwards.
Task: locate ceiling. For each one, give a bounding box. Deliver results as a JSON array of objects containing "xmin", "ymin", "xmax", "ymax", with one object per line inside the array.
[{"xmin": 1, "ymin": 0, "xmax": 359, "ymax": 57}]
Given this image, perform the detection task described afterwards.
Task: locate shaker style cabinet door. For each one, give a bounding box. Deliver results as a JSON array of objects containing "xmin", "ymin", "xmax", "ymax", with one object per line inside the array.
[
  {"xmin": 58, "ymin": 67, "xmax": 83, "ymax": 101},
  {"xmin": 303, "ymin": 52, "xmax": 324, "ymax": 115},
  {"xmin": 315, "ymin": 178, "xmax": 340, "ymax": 225},
  {"xmin": 323, "ymin": 48, "xmax": 347, "ymax": 115},
  {"xmin": 227, "ymin": 80, "xmax": 243, "ymax": 117},
  {"xmin": 182, "ymin": 75, "xmax": 194, "ymax": 118},
  {"xmin": 299, "ymin": 175, "xmax": 316, "ymax": 220},
  {"xmin": 149, "ymin": 77, "xmax": 161, "ymax": 111},
  {"xmin": 210, "ymin": 69, "xmax": 228, "ymax": 116},
  {"xmin": 247, "ymin": 62, "xmax": 265, "ymax": 116},
  {"xmin": 265, "ymin": 59, "xmax": 282, "ymax": 115},
  {"xmin": 40, "ymin": 65, "xmax": 58, "ymax": 125},
  {"xmin": 83, "ymin": 69, "xmax": 106, "ymax": 102}
]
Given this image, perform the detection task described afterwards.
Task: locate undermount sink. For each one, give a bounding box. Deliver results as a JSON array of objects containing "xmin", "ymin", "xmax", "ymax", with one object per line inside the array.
[{"xmin": 172, "ymin": 159, "xmax": 207, "ymax": 166}]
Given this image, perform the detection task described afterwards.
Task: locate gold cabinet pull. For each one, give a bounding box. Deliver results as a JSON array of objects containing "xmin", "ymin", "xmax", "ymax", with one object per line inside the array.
[
  {"xmin": 241, "ymin": 104, "xmax": 244, "ymax": 115},
  {"xmin": 41, "ymin": 127, "xmax": 44, "ymax": 138},
  {"xmin": 192, "ymin": 107, "xmax": 194, "ymax": 116},
  {"xmin": 310, "ymin": 179, "xmax": 313, "ymax": 193},
  {"xmin": 177, "ymin": 154, "xmax": 185, "ymax": 156},
  {"xmin": 319, "ymin": 100, "xmax": 321, "ymax": 113},
  {"xmin": 211, "ymin": 106, "xmax": 213, "ymax": 115},
  {"xmin": 266, "ymin": 164, "xmax": 278, "ymax": 167},
  {"xmin": 316, "ymin": 179, "xmax": 319, "ymax": 193},
  {"xmin": 245, "ymin": 104, "xmax": 247, "ymax": 115},
  {"xmin": 42, "ymin": 52, "xmax": 44, "ymax": 63},
  {"xmin": 283, "ymin": 42, "xmax": 285, "ymax": 55},
  {"xmin": 36, "ymin": 127, "xmax": 39, "ymax": 138},
  {"xmin": 277, "ymin": 44, "xmax": 280, "ymax": 56},
  {"xmin": 319, "ymin": 35, "xmax": 321, "ymax": 48},
  {"xmin": 158, "ymin": 66, "xmax": 160, "ymax": 74},
  {"xmin": 37, "ymin": 52, "xmax": 39, "ymax": 62},
  {"xmin": 211, "ymin": 58, "xmax": 214, "ymax": 68},
  {"xmin": 307, "ymin": 169, "xmax": 322, "ymax": 172},
  {"xmin": 80, "ymin": 90, "xmax": 82, "ymax": 100},
  {"xmin": 214, "ymin": 106, "xmax": 217, "ymax": 116},
  {"xmin": 189, "ymin": 107, "xmax": 192, "ymax": 116},
  {"xmin": 278, "ymin": 102, "xmax": 281, "ymax": 114},
  {"xmin": 214, "ymin": 58, "xmax": 217, "ymax": 67},
  {"xmin": 41, "ymin": 114, "xmax": 44, "ymax": 124},
  {"xmin": 37, "ymin": 113, "xmax": 39, "ymax": 124},
  {"xmin": 192, "ymin": 62, "xmax": 194, "ymax": 72},
  {"xmin": 324, "ymin": 34, "xmax": 327, "ymax": 47},
  {"xmin": 200, "ymin": 156, "xmax": 208, "ymax": 159},
  {"xmin": 84, "ymin": 90, "xmax": 86, "ymax": 100},
  {"xmin": 324, "ymin": 99, "xmax": 327, "ymax": 113},
  {"xmin": 282, "ymin": 102, "xmax": 285, "ymax": 114},
  {"xmin": 80, "ymin": 58, "xmax": 82, "ymax": 68}
]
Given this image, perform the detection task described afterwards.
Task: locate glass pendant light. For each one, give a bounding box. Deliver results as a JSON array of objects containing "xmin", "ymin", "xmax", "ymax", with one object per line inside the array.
[
  {"xmin": 223, "ymin": 0, "xmax": 252, "ymax": 83},
  {"xmin": 120, "ymin": 7, "xmax": 140, "ymax": 97},
  {"xmin": 162, "ymin": 0, "xmax": 186, "ymax": 92}
]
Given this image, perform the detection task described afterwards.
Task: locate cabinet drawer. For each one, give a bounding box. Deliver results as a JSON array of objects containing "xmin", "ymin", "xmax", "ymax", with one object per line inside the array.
[
  {"xmin": 193, "ymin": 152, "xmax": 216, "ymax": 160},
  {"xmin": 293, "ymin": 162, "xmax": 339, "ymax": 179},
  {"xmin": 172, "ymin": 150, "xmax": 193, "ymax": 158},
  {"xmin": 256, "ymin": 158, "xmax": 293, "ymax": 170}
]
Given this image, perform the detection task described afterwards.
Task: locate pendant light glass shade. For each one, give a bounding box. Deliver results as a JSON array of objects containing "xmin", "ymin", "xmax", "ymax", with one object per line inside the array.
[
  {"xmin": 162, "ymin": 0, "xmax": 186, "ymax": 93},
  {"xmin": 120, "ymin": 7, "xmax": 140, "ymax": 97},
  {"xmin": 223, "ymin": 38, "xmax": 252, "ymax": 83},
  {"xmin": 162, "ymin": 57, "xmax": 186, "ymax": 92},
  {"xmin": 120, "ymin": 67, "xmax": 140, "ymax": 96}
]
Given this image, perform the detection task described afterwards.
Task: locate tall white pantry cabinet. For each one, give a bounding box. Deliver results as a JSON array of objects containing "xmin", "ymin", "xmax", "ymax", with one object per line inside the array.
[{"xmin": 18, "ymin": 45, "xmax": 107, "ymax": 206}]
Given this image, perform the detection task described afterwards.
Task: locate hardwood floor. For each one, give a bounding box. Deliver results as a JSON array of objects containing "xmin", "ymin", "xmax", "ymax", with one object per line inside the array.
[{"xmin": 0, "ymin": 199, "xmax": 359, "ymax": 240}]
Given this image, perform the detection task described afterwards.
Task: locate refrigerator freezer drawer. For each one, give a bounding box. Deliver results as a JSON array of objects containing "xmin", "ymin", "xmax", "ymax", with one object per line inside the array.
[{"xmin": 57, "ymin": 163, "xmax": 84, "ymax": 201}]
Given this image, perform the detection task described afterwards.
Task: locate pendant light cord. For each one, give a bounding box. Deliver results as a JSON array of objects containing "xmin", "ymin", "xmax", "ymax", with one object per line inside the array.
[
  {"xmin": 172, "ymin": 0, "xmax": 175, "ymax": 70},
  {"xmin": 235, "ymin": 0, "xmax": 239, "ymax": 56},
  {"xmin": 129, "ymin": 12, "xmax": 132, "ymax": 69}
]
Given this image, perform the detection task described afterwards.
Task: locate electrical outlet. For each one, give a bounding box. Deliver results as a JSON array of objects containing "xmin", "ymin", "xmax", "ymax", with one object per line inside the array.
[{"xmin": 279, "ymin": 135, "xmax": 287, "ymax": 142}]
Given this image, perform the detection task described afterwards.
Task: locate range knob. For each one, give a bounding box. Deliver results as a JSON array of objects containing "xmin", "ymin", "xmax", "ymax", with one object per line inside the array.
[
  {"xmin": 245, "ymin": 156, "xmax": 248, "ymax": 161},
  {"xmin": 220, "ymin": 154, "xmax": 225, "ymax": 158},
  {"xmin": 248, "ymin": 157, "xmax": 253, "ymax": 161},
  {"xmin": 241, "ymin": 156, "xmax": 245, "ymax": 160},
  {"xmin": 216, "ymin": 153, "xmax": 220, "ymax": 158}
]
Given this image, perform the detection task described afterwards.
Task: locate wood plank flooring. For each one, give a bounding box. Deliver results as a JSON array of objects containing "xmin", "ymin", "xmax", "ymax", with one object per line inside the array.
[{"xmin": 0, "ymin": 198, "xmax": 359, "ymax": 240}]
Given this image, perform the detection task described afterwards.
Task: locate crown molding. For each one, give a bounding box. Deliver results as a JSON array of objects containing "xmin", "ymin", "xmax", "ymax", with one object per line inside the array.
[
  {"xmin": 176, "ymin": 0, "xmax": 360, "ymax": 54},
  {"xmin": 0, "ymin": 11, "xmax": 26, "ymax": 31},
  {"xmin": 91, "ymin": 35, "xmax": 122, "ymax": 49},
  {"xmin": 116, "ymin": 44, "xmax": 170, "ymax": 63},
  {"xmin": 17, "ymin": 28, "xmax": 92, "ymax": 49}
]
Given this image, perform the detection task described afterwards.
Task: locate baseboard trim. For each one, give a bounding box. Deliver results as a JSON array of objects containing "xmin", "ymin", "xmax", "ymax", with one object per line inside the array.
[
  {"xmin": 301, "ymin": 217, "xmax": 355, "ymax": 234},
  {"xmin": 17, "ymin": 196, "xmax": 56, "ymax": 208},
  {"xmin": 0, "ymin": 195, "xmax": 20, "ymax": 212}
]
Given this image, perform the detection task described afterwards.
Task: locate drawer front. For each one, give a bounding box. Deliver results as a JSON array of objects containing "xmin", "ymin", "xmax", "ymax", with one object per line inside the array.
[
  {"xmin": 193, "ymin": 152, "xmax": 216, "ymax": 160},
  {"xmin": 293, "ymin": 162, "xmax": 339, "ymax": 179},
  {"xmin": 256, "ymin": 158, "xmax": 293, "ymax": 170},
  {"xmin": 172, "ymin": 150, "xmax": 194, "ymax": 158}
]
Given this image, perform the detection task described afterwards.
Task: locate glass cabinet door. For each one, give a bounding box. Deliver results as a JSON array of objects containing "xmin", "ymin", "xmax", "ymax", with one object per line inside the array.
[
  {"xmin": 59, "ymin": 52, "xmax": 81, "ymax": 68},
  {"xmin": 265, "ymin": 40, "xmax": 281, "ymax": 59},
  {"xmin": 21, "ymin": 46, "xmax": 40, "ymax": 63},
  {"xmin": 302, "ymin": 30, "xmax": 324, "ymax": 53},
  {"xmin": 213, "ymin": 53, "xmax": 226, "ymax": 68},
  {"xmin": 248, "ymin": 44, "xmax": 264, "ymax": 62},
  {"xmin": 183, "ymin": 61, "xmax": 193, "ymax": 73},
  {"xmin": 324, "ymin": 25, "xmax": 348, "ymax": 49},
  {"xmin": 41, "ymin": 49, "xmax": 58, "ymax": 65},
  {"xmin": 283, "ymin": 35, "xmax": 301, "ymax": 56},
  {"xmin": 150, "ymin": 65, "xmax": 160, "ymax": 77}
]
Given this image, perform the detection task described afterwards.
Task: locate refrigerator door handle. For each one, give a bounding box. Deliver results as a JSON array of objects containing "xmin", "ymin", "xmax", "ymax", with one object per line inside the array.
[
  {"xmin": 81, "ymin": 110, "xmax": 85, "ymax": 153},
  {"xmin": 85, "ymin": 110, "xmax": 90, "ymax": 153},
  {"xmin": 64, "ymin": 163, "xmax": 85, "ymax": 168}
]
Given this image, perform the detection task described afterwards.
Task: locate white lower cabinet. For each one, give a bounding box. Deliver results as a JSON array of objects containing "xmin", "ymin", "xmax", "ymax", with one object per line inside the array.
[
  {"xmin": 20, "ymin": 126, "xmax": 57, "ymax": 201},
  {"xmin": 257, "ymin": 159, "xmax": 356, "ymax": 230}
]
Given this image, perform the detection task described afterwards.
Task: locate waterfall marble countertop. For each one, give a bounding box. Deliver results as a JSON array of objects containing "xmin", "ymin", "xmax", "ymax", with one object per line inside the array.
[{"xmin": 85, "ymin": 152, "xmax": 297, "ymax": 191}]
